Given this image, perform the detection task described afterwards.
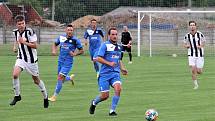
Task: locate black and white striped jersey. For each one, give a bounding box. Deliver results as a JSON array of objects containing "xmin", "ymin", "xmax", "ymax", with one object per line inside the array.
[
  {"xmin": 13, "ymin": 27, "xmax": 38, "ymax": 63},
  {"xmin": 183, "ymin": 31, "xmax": 206, "ymax": 57}
]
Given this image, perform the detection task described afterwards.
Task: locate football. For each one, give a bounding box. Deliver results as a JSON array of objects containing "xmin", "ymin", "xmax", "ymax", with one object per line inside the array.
[{"xmin": 145, "ymin": 109, "xmax": 158, "ymax": 121}]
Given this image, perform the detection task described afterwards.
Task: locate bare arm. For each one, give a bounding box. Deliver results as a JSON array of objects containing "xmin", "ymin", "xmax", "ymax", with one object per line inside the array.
[
  {"xmin": 97, "ymin": 56, "xmax": 115, "ymax": 67},
  {"xmin": 120, "ymin": 60, "xmax": 128, "ymax": 75},
  {"xmin": 52, "ymin": 43, "xmax": 58, "ymax": 56},
  {"xmin": 183, "ymin": 42, "xmax": 190, "ymax": 48},
  {"xmin": 13, "ymin": 41, "xmax": 18, "ymax": 53},
  {"xmin": 69, "ymin": 48, "xmax": 84, "ymax": 56}
]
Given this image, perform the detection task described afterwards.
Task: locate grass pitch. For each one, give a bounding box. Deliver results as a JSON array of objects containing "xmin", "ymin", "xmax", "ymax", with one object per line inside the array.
[{"xmin": 0, "ymin": 45, "xmax": 214, "ymax": 121}]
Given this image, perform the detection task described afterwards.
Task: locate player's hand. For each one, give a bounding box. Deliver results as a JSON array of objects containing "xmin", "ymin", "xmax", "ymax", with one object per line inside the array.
[
  {"xmin": 52, "ymin": 51, "xmax": 57, "ymax": 56},
  {"xmin": 69, "ymin": 51, "xmax": 76, "ymax": 56},
  {"xmin": 18, "ymin": 37, "xmax": 27, "ymax": 44},
  {"xmin": 121, "ymin": 69, "xmax": 128, "ymax": 75},
  {"xmin": 13, "ymin": 47, "xmax": 17, "ymax": 53},
  {"xmin": 127, "ymin": 43, "xmax": 131, "ymax": 48},
  {"xmin": 197, "ymin": 45, "xmax": 202, "ymax": 49},
  {"xmin": 109, "ymin": 62, "xmax": 116, "ymax": 67}
]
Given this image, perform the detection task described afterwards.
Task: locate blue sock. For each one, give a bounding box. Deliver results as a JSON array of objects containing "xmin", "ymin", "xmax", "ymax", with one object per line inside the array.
[
  {"xmin": 54, "ymin": 80, "xmax": 63, "ymax": 96},
  {"xmin": 94, "ymin": 62, "xmax": 100, "ymax": 72},
  {"xmin": 111, "ymin": 95, "xmax": 120, "ymax": 111},
  {"xmin": 93, "ymin": 96, "xmax": 102, "ymax": 105},
  {"xmin": 64, "ymin": 75, "xmax": 70, "ymax": 82}
]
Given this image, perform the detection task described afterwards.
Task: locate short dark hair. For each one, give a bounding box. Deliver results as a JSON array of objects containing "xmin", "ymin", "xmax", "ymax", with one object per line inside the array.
[
  {"xmin": 108, "ymin": 27, "xmax": 117, "ymax": 35},
  {"xmin": 91, "ymin": 19, "xmax": 97, "ymax": 22},
  {"xmin": 67, "ymin": 24, "xmax": 73, "ymax": 28},
  {"xmin": 15, "ymin": 15, "xmax": 25, "ymax": 23},
  {"xmin": 189, "ymin": 21, "xmax": 197, "ymax": 26}
]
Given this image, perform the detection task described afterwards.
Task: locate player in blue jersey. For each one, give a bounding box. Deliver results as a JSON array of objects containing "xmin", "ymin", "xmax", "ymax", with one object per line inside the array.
[
  {"xmin": 89, "ymin": 27, "xmax": 128, "ymax": 116},
  {"xmin": 48, "ymin": 24, "xmax": 84, "ymax": 102},
  {"xmin": 84, "ymin": 19, "xmax": 105, "ymax": 77}
]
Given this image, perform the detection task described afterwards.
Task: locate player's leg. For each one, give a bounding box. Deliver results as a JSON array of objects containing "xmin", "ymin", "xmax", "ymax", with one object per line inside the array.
[
  {"xmin": 189, "ymin": 57, "xmax": 198, "ymax": 89},
  {"xmin": 120, "ymin": 46, "xmax": 125, "ymax": 60},
  {"xmin": 89, "ymin": 76, "xmax": 110, "ymax": 114},
  {"xmin": 64, "ymin": 65, "xmax": 75, "ymax": 85},
  {"xmin": 49, "ymin": 64, "xmax": 71, "ymax": 101},
  {"xmin": 10, "ymin": 59, "xmax": 24, "ymax": 106},
  {"xmin": 32, "ymin": 75, "xmax": 49, "ymax": 108},
  {"xmin": 127, "ymin": 47, "xmax": 132, "ymax": 64},
  {"xmin": 27, "ymin": 62, "xmax": 49, "ymax": 108},
  {"xmin": 109, "ymin": 74, "xmax": 121, "ymax": 116},
  {"xmin": 196, "ymin": 57, "xmax": 204, "ymax": 74}
]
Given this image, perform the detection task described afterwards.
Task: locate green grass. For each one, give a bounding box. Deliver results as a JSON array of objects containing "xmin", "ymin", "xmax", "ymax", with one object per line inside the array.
[{"xmin": 0, "ymin": 47, "xmax": 215, "ymax": 121}]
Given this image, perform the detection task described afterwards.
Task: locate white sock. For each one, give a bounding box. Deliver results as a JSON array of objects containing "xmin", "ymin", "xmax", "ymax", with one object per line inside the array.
[
  {"xmin": 37, "ymin": 80, "xmax": 48, "ymax": 99},
  {"xmin": 13, "ymin": 78, "xmax": 20, "ymax": 96},
  {"xmin": 110, "ymin": 109, "xmax": 114, "ymax": 113},
  {"xmin": 193, "ymin": 80, "xmax": 198, "ymax": 86}
]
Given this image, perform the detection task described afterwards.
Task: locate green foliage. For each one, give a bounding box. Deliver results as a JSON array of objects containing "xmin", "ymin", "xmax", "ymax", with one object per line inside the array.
[{"xmin": 8, "ymin": 0, "xmax": 43, "ymax": 15}]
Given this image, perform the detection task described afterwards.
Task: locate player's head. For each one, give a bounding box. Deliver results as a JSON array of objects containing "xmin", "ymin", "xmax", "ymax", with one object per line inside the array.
[
  {"xmin": 108, "ymin": 27, "xmax": 118, "ymax": 43},
  {"xmin": 15, "ymin": 15, "xmax": 26, "ymax": 31},
  {"xmin": 189, "ymin": 21, "xmax": 197, "ymax": 32},
  {"xmin": 65, "ymin": 24, "xmax": 74, "ymax": 37},
  {"xmin": 123, "ymin": 25, "xmax": 128, "ymax": 32},
  {"xmin": 90, "ymin": 19, "xmax": 97, "ymax": 29}
]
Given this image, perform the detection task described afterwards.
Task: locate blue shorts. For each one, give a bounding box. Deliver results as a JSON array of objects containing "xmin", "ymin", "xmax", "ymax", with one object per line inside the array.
[
  {"xmin": 58, "ymin": 61, "xmax": 73, "ymax": 76},
  {"xmin": 98, "ymin": 72, "xmax": 121, "ymax": 92}
]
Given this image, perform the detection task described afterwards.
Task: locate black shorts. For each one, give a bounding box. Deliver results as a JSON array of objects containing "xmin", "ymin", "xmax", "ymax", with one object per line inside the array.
[{"xmin": 122, "ymin": 46, "xmax": 131, "ymax": 52}]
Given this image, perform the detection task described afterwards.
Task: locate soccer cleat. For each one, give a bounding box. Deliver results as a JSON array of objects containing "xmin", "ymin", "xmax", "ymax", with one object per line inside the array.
[
  {"xmin": 96, "ymin": 72, "xmax": 99, "ymax": 78},
  {"xmin": 193, "ymin": 85, "xmax": 199, "ymax": 90},
  {"xmin": 70, "ymin": 74, "xmax": 75, "ymax": 86},
  {"xmin": 128, "ymin": 61, "xmax": 132, "ymax": 64},
  {"xmin": 109, "ymin": 111, "xmax": 117, "ymax": 116},
  {"xmin": 48, "ymin": 95, "xmax": 56, "ymax": 102},
  {"xmin": 44, "ymin": 98, "xmax": 49, "ymax": 108},
  {"xmin": 89, "ymin": 100, "xmax": 96, "ymax": 114},
  {"xmin": 10, "ymin": 95, "xmax": 21, "ymax": 106}
]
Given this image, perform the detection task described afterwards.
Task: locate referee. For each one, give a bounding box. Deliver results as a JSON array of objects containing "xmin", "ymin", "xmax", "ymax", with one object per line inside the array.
[{"xmin": 121, "ymin": 25, "xmax": 132, "ymax": 64}]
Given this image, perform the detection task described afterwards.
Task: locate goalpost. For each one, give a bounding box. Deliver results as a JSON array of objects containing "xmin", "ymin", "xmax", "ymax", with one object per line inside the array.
[{"xmin": 137, "ymin": 10, "xmax": 215, "ymax": 57}]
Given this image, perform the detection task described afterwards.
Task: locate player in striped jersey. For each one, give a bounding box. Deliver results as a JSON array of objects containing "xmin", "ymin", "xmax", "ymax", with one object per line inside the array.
[
  {"xmin": 183, "ymin": 21, "xmax": 206, "ymax": 90},
  {"xmin": 10, "ymin": 15, "xmax": 49, "ymax": 108}
]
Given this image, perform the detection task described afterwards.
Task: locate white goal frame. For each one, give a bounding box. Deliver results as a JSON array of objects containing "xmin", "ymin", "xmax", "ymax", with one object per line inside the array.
[{"xmin": 137, "ymin": 10, "xmax": 215, "ymax": 57}]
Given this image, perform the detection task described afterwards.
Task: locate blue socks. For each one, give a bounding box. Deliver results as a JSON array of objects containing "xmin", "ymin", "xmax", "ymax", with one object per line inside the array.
[
  {"xmin": 65, "ymin": 75, "xmax": 71, "ymax": 82},
  {"xmin": 93, "ymin": 96, "xmax": 102, "ymax": 105},
  {"xmin": 111, "ymin": 95, "xmax": 120, "ymax": 111},
  {"xmin": 54, "ymin": 80, "xmax": 63, "ymax": 96}
]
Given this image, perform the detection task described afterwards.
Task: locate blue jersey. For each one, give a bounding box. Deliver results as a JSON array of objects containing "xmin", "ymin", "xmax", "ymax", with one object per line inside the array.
[
  {"xmin": 55, "ymin": 34, "xmax": 83, "ymax": 64},
  {"xmin": 97, "ymin": 40, "xmax": 122, "ymax": 74},
  {"xmin": 84, "ymin": 27, "xmax": 105, "ymax": 50}
]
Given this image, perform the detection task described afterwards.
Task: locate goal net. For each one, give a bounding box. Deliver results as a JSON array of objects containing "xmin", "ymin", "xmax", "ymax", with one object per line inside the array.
[{"xmin": 137, "ymin": 10, "xmax": 215, "ymax": 57}]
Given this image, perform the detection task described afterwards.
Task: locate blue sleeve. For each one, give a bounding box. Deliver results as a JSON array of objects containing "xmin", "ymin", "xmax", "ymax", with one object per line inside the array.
[
  {"xmin": 76, "ymin": 39, "xmax": 83, "ymax": 50},
  {"xmin": 98, "ymin": 43, "xmax": 106, "ymax": 57},
  {"xmin": 84, "ymin": 30, "xmax": 89, "ymax": 39},
  {"xmin": 55, "ymin": 37, "xmax": 60, "ymax": 46}
]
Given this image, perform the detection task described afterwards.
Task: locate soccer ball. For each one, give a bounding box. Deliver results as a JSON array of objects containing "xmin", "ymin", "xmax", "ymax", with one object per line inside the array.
[
  {"xmin": 172, "ymin": 53, "xmax": 177, "ymax": 57},
  {"xmin": 145, "ymin": 109, "xmax": 158, "ymax": 121}
]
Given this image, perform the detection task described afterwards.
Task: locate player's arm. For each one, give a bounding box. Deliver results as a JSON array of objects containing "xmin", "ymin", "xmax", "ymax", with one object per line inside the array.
[
  {"xmin": 183, "ymin": 35, "xmax": 190, "ymax": 48},
  {"xmin": 120, "ymin": 60, "xmax": 128, "ymax": 75},
  {"xmin": 183, "ymin": 42, "xmax": 190, "ymax": 48},
  {"xmin": 97, "ymin": 56, "xmax": 115, "ymax": 67},
  {"xmin": 18, "ymin": 36, "xmax": 37, "ymax": 49},
  {"xmin": 52, "ymin": 43, "xmax": 58, "ymax": 56},
  {"xmin": 70, "ymin": 48, "xmax": 84, "ymax": 56},
  {"xmin": 197, "ymin": 34, "xmax": 206, "ymax": 49},
  {"xmin": 13, "ymin": 41, "xmax": 18, "ymax": 53}
]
